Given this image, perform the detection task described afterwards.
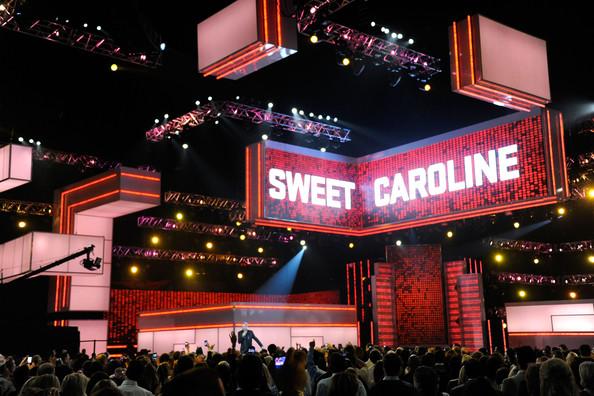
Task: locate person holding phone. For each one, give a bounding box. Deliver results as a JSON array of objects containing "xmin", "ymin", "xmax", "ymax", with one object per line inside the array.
[{"xmin": 237, "ymin": 322, "xmax": 263, "ymax": 355}]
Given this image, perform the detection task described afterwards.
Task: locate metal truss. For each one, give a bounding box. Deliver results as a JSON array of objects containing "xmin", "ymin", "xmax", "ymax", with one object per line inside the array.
[
  {"xmin": 321, "ymin": 22, "xmax": 441, "ymax": 80},
  {"xmin": 137, "ymin": 216, "xmax": 295, "ymax": 243},
  {"xmin": 33, "ymin": 147, "xmax": 122, "ymax": 170},
  {"xmin": 164, "ymin": 191, "xmax": 245, "ymax": 221},
  {"xmin": 0, "ymin": 198, "xmax": 53, "ymax": 216},
  {"xmin": 112, "ymin": 245, "xmax": 278, "ymax": 267},
  {"xmin": 488, "ymin": 238, "xmax": 594, "ymax": 254},
  {"xmin": 0, "ymin": 7, "xmax": 161, "ymax": 68},
  {"xmin": 496, "ymin": 272, "xmax": 594, "ymax": 286},
  {"xmin": 296, "ymin": 0, "xmax": 356, "ymax": 33},
  {"xmin": 145, "ymin": 101, "xmax": 351, "ymax": 142}
]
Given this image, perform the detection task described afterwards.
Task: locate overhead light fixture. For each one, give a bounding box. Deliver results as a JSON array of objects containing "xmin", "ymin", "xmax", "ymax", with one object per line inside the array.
[
  {"xmin": 291, "ymin": 107, "xmax": 298, "ymax": 114},
  {"xmin": 408, "ymin": 38, "xmax": 414, "ymax": 44},
  {"xmin": 235, "ymin": 95, "xmax": 240, "ymax": 100},
  {"xmin": 333, "ymin": 117, "xmax": 338, "ymax": 122},
  {"xmin": 320, "ymin": 147, "xmax": 326, "ymax": 152},
  {"xmin": 185, "ymin": 268, "xmax": 194, "ymax": 277},
  {"xmin": 28, "ymin": 138, "xmax": 34, "ymax": 144},
  {"xmin": 391, "ymin": 32, "xmax": 397, "ymax": 39},
  {"xmin": 309, "ymin": 112, "xmax": 314, "ymax": 117},
  {"xmin": 164, "ymin": 113, "xmax": 169, "ymax": 119},
  {"xmin": 300, "ymin": 240, "xmax": 306, "ymax": 246},
  {"xmin": 533, "ymin": 258, "xmax": 540, "ymax": 264},
  {"xmin": 154, "ymin": 118, "xmax": 159, "ymax": 124},
  {"xmin": 237, "ymin": 272, "xmax": 244, "ymax": 279},
  {"xmin": 310, "ymin": 35, "xmax": 318, "ymax": 44},
  {"xmin": 257, "ymin": 247, "xmax": 264, "ymax": 253},
  {"xmin": 176, "ymin": 212, "xmax": 184, "ymax": 220},
  {"xmin": 397, "ymin": 33, "xmax": 403, "ymax": 39},
  {"xmin": 208, "ymin": 96, "xmax": 213, "ymax": 101},
  {"xmin": 17, "ymin": 220, "xmax": 27, "ymax": 228},
  {"xmin": 446, "ymin": 230, "xmax": 453, "ymax": 238},
  {"xmin": 35, "ymin": 141, "xmax": 41, "ymax": 146},
  {"xmin": 299, "ymin": 110, "xmax": 305, "ymax": 116},
  {"xmin": 396, "ymin": 240, "xmax": 402, "ymax": 246},
  {"xmin": 195, "ymin": 100, "xmax": 201, "ymax": 106},
  {"xmin": 18, "ymin": 137, "xmax": 24, "ymax": 142},
  {"xmin": 261, "ymin": 134, "xmax": 269, "ymax": 140},
  {"xmin": 341, "ymin": 57, "xmax": 351, "ymax": 66},
  {"xmin": 160, "ymin": 42, "xmax": 166, "ymax": 51},
  {"xmin": 130, "ymin": 265, "xmax": 139, "ymax": 274},
  {"xmin": 96, "ymin": 25, "xmax": 102, "ymax": 31},
  {"xmin": 110, "ymin": 63, "xmax": 118, "ymax": 72},
  {"xmin": 182, "ymin": 143, "xmax": 189, "ymax": 150},
  {"xmin": 513, "ymin": 221, "xmax": 520, "ymax": 229},
  {"xmin": 423, "ymin": 84, "xmax": 431, "ymax": 92},
  {"xmin": 267, "ymin": 102, "xmax": 274, "ymax": 109},
  {"xmin": 310, "ymin": 6, "xmax": 317, "ymax": 14},
  {"xmin": 370, "ymin": 21, "xmax": 376, "ymax": 27}
]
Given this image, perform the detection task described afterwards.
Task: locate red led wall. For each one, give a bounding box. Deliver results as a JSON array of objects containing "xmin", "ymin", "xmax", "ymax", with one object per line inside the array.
[
  {"xmin": 458, "ymin": 274, "xmax": 485, "ymax": 350},
  {"xmin": 108, "ymin": 289, "xmax": 339, "ymax": 345},
  {"xmin": 444, "ymin": 260, "xmax": 466, "ymax": 345},
  {"xmin": 371, "ymin": 262, "xmax": 397, "ymax": 347},
  {"xmin": 248, "ymin": 109, "xmax": 567, "ymax": 236}
]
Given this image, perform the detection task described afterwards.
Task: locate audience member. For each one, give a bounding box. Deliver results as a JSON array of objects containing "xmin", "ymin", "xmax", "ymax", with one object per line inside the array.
[
  {"xmin": 540, "ymin": 358, "xmax": 578, "ymax": 396},
  {"xmin": 579, "ymin": 361, "xmax": 594, "ymax": 396},
  {"xmin": 371, "ymin": 352, "xmax": 412, "ymax": 396},
  {"xmin": 61, "ymin": 372, "xmax": 89, "ymax": 396}
]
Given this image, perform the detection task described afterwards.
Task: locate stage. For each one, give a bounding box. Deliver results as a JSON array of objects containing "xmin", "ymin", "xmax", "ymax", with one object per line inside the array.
[{"xmin": 137, "ymin": 302, "xmax": 358, "ymax": 353}]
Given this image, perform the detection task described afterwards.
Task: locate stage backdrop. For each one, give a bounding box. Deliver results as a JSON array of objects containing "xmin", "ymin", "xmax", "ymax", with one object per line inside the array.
[{"xmin": 246, "ymin": 109, "xmax": 567, "ymax": 236}]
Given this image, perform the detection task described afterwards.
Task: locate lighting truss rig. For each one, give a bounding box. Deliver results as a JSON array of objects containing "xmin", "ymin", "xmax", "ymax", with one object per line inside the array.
[
  {"xmin": 112, "ymin": 246, "xmax": 278, "ymax": 267},
  {"xmin": 164, "ymin": 191, "xmax": 246, "ymax": 222},
  {"xmin": 0, "ymin": 198, "xmax": 52, "ymax": 216},
  {"xmin": 145, "ymin": 101, "xmax": 351, "ymax": 143},
  {"xmin": 488, "ymin": 238, "xmax": 594, "ymax": 254},
  {"xmin": 296, "ymin": 0, "xmax": 441, "ymax": 81},
  {"xmin": 0, "ymin": 4, "xmax": 161, "ymax": 68},
  {"xmin": 137, "ymin": 216, "xmax": 295, "ymax": 243}
]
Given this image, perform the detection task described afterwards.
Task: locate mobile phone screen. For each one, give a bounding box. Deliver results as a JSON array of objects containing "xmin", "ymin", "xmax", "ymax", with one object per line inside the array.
[
  {"xmin": 27, "ymin": 357, "xmax": 32, "ymax": 364},
  {"xmin": 274, "ymin": 356, "xmax": 286, "ymax": 367},
  {"xmin": 248, "ymin": 346, "xmax": 256, "ymax": 353}
]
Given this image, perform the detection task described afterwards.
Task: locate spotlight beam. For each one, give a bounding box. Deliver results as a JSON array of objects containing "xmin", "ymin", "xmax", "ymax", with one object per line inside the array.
[{"xmin": 256, "ymin": 249, "xmax": 305, "ymax": 294}]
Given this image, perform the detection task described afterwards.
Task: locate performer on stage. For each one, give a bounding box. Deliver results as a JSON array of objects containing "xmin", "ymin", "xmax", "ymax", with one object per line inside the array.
[{"xmin": 236, "ymin": 321, "xmax": 263, "ymax": 354}]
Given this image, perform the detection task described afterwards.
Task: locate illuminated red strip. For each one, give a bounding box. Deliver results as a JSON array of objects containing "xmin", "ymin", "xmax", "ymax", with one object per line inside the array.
[
  {"xmin": 120, "ymin": 190, "xmax": 160, "ymax": 198},
  {"xmin": 54, "ymin": 276, "xmax": 61, "ymax": 312},
  {"xmin": 120, "ymin": 172, "xmax": 160, "ymax": 182},
  {"xmin": 458, "ymin": 88, "xmax": 532, "ymax": 112},
  {"xmin": 140, "ymin": 304, "xmax": 355, "ymax": 317},
  {"xmin": 546, "ymin": 111, "xmax": 557, "ymax": 192},
  {"xmin": 107, "ymin": 345, "xmax": 127, "ymax": 349},
  {"xmin": 467, "ymin": 16, "xmax": 475, "ymax": 84},
  {"xmin": 140, "ymin": 322, "xmax": 357, "ymax": 333},
  {"xmin": 109, "ymin": 354, "xmax": 123, "ymax": 358},
  {"xmin": 201, "ymin": 42, "xmax": 262, "ymax": 74},
  {"xmin": 276, "ymin": 0, "xmax": 282, "ymax": 46},
  {"xmin": 353, "ymin": 264, "xmax": 357, "ymax": 311},
  {"xmin": 452, "ymin": 22, "xmax": 460, "ymax": 90},
  {"xmin": 479, "ymin": 260, "xmax": 483, "ymax": 273},
  {"xmin": 257, "ymin": 143, "xmax": 263, "ymax": 217},
  {"xmin": 477, "ymin": 80, "xmax": 548, "ymax": 105},
  {"xmin": 215, "ymin": 47, "xmax": 278, "ymax": 80},
  {"xmin": 210, "ymin": 44, "xmax": 266, "ymax": 77},
  {"xmin": 471, "ymin": 83, "xmax": 545, "ymax": 107},
  {"xmin": 346, "ymin": 263, "xmax": 351, "ymax": 305},
  {"xmin": 502, "ymin": 319, "xmax": 507, "ymax": 352},
  {"xmin": 246, "ymin": 147, "xmax": 251, "ymax": 219},
  {"xmin": 357, "ymin": 321, "xmax": 361, "ymax": 345},
  {"xmin": 62, "ymin": 276, "xmax": 68, "ymax": 308},
  {"xmin": 59, "ymin": 173, "xmax": 117, "ymax": 233},
  {"xmin": 509, "ymin": 332, "xmax": 594, "ymax": 336},
  {"xmin": 559, "ymin": 113, "xmax": 569, "ymax": 195},
  {"xmin": 263, "ymin": 0, "xmax": 269, "ymax": 42},
  {"xmin": 370, "ymin": 320, "xmax": 374, "ymax": 344}
]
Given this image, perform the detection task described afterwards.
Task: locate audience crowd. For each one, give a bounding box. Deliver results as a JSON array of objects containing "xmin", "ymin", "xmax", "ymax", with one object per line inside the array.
[{"xmin": 2, "ymin": 339, "xmax": 594, "ymax": 396}]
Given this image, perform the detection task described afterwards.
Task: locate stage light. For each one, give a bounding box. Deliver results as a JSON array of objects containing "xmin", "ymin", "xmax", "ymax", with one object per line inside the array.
[
  {"xmin": 195, "ymin": 100, "xmax": 200, "ymax": 106},
  {"xmin": 206, "ymin": 242, "xmax": 213, "ymax": 250},
  {"xmin": 302, "ymin": 245, "xmax": 307, "ymax": 250},
  {"xmin": 341, "ymin": 57, "xmax": 351, "ymax": 66},
  {"xmin": 557, "ymin": 207, "xmax": 566, "ymax": 216},
  {"xmin": 320, "ymin": 147, "xmax": 326, "ymax": 152},
  {"xmin": 175, "ymin": 212, "xmax": 184, "ymax": 221},
  {"xmin": 291, "ymin": 107, "xmax": 298, "ymax": 114},
  {"xmin": 17, "ymin": 220, "xmax": 26, "ymax": 228},
  {"xmin": 586, "ymin": 188, "xmax": 594, "ymax": 199},
  {"xmin": 0, "ymin": 4, "xmax": 6, "ymax": 11},
  {"xmin": 154, "ymin": 118, "xmax": 159, "ymax": 124},
  {"xmin": 257, "ymin": 247, "xmax": 264, "ymax": 254},
  {"xmin": 239, "ymin": 234, "xmax": 246, "ymax": 241},
  {"xmin": 237, "ymin": 272, "xmax": 244, "ymax": 279},
  {"xmin": 326, "ymin": 115, "xmax": 331, "ymax": 120},
  {"xmin": 287, "ymin": 227, "xmax": 292, "ymax": 231},
  {"xmin": 396, "ymin": 240, "xmax": 402, "ymax": 246},
  {"xmin": 408, "ymin": 38, "xmax": 414, "ymax": 44},
  {"xmin": 370, "ymin": 21, "xmax": 376, "ymax": 27},
  {"xmin": 397, "ymin": 33, "xmax": 403, "ymax": 39},
  {"xmin": 214, "ymin": 120, "xmax": 219, "ymax": 125},
  {"xmin": 384, "ymin": 28, "xmax": 390, "ymax": 34},
  {"xmin": 208, "ymin": 96, "xmax": 213, "ymax": 101},
  {"xmin": 110, "ymin": 63, "xmax": 118, "ymax": 72},
  {"xmin": 309, "ymin": 112, "xmax": 314, "ymax": 117},
  {"xmin": 160, "ymin": 42, "xmax": 166, "ymax": 51},
  {"xmin": 348, "ymin": 242, "xmax": 354, "ymax": 249},
  {"xmin": 261, "ymin": 134, "xmax": 269, "ymax": 140},
  {"xmin": 495, "ymin": 253, "xmax": 504, "ymax": 263},
  {"xmin": 235, "ymin": 96, "xmax": 240, "ymax": 100},
  {"xmin": 533, "ymin": 258, "xmax": 540, "ymax": 264},
  {"xmin": 83, "ymin": 23, "xmax": 88, "ymax": 28},
  {"xmin": 35, "ymin": 141, "xmax": 41, "ymax": 146},
  {"xmin": 569, "ymin": 291, "xmax": 577, "ymax": 299},
  {"xmin": 513, "ymin": 222, "xmax": 520, "ymax": 229},
  {"xmin": 333, "ymin": 117, "xmax": 338, "ymax": 122},
  {"xmin": 391, "ymin": 32, "xmax": 397, "ymax": 39},
  {"xmin": 130, "ymin": 265, "xmax": 138, "ymax": 274},
  {"xmin": 300, "ymin": 240, "xmax": 306, "ymax": 246},
  {"xmin": 235, "ymin": 221, "xmax": 242, "ymax": 227},
  {"xmin": 310, "ymin": 6, "xmax": 317, "ymax": 13},
  {"xmin": 267, "ymin": 102, "xmax": 274, "ymax": 109},
  {"xmin": 150, "ymin": 235, "xmax": 159, "ymax": 245},
  {"xmin": 518, "ymin": 290, "xmax": 526, "ymax": 298},
  {"xmin": 28, "ymin": 138, "xmax": 34, "ymax": 144},
  {"xmin": 164, "ymin": 113, "xmax": 169, "ymax": 119},
  {"xmin": 502, "ymin": 322, "xmax": 507, "ymax": 329},
  {"xmin": 182, "ymin": 143, "xmax": 189, "ymax": 150},
  {"xmin": 588, "ymin": 255, "xmax": 594, "ymax": 264},
  {"xmin": 96, "ymin": 25, "xmax": 102, "ymax": 31},
  {"xmin": 318, "ymin": 115, "xmax": 323, "ymax": 120},
  {"xmin": 185, "ymin": 268, "xmax": 194, "ymax": 277},
  {"xmin": 299, "ymin": 110, "xmax": 305, "ymax": 116},
  {"xmin": 423, "ymin": 84, "xmax": 431, "ymax": 92},
  {"xmin": 310, "ymin": 35, "xmax": 318, "ymax": 44},
  {"xmin": 446, "ymin": 230, "xmax": 453, "ymax": 238},
  {"xmin": 18, "ymin": 137, "xmax": 24, "ymax": 142}
]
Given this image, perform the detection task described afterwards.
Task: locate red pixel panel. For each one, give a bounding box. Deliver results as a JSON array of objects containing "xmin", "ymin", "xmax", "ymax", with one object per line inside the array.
[{"xmin": 247, "ymin": 109, "xmax": 567, "ymax": 236}]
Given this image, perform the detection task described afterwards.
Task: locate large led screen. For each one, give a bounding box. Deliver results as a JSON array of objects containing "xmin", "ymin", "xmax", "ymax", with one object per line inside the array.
[{"xmin": 247, "ymin": 109, "xmax": 568, "ymax": 235}]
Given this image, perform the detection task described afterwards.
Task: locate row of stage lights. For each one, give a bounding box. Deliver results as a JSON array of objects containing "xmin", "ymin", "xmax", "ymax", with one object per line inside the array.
[
  {"xmin": 492, "ymin": 252, "xmax": 594, "ymax": 265},
  {"xmin": 128, "ymin": 263, "xmax": 245, "ymax": 280},
  {"xmin": 17, "ymin": 136, "xmax": 41, "ymax": 146},
  {"xmin": 515, "ymin": 289, "xmax": 579, "ymax": 300},
  {"xmin": 369, "ymin": 21, "xmax": 415, "ymax": 45}
]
